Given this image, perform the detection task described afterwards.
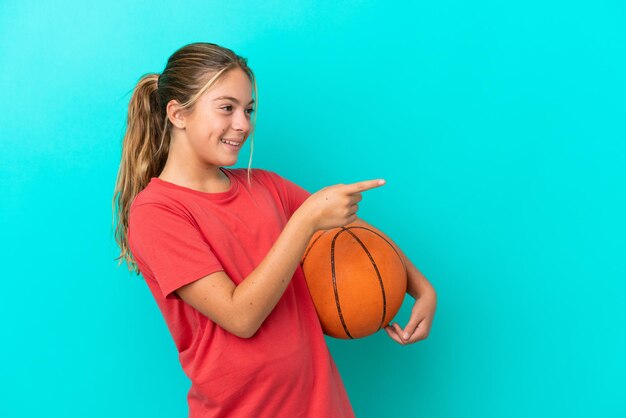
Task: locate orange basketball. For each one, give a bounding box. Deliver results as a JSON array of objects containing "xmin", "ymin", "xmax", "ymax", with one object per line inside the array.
[{"xmin": 301, "ymin": 220, "xmax": 407, "ymax": 339}]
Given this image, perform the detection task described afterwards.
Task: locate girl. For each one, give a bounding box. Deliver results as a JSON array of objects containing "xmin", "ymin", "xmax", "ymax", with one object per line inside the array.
[{"xmin": 113, "ymin": 42, "xmax": 437, "ymax": 417}]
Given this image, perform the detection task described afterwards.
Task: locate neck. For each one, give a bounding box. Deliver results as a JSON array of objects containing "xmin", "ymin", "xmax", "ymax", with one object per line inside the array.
[{"xmin": 158, "ymin": 156, "xmax": 230, "ymax": 194}]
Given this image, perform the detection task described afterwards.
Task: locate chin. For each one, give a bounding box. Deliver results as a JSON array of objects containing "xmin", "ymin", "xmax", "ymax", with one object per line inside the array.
[{"xmin": 220, "ymin": 157, "xmax": 240, "ymax": 167}]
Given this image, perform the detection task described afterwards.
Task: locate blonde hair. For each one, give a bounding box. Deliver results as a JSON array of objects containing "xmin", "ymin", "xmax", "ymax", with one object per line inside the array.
[{"xmin": 112, "ymin": 42, "xmax": 258, "ymax": 274}]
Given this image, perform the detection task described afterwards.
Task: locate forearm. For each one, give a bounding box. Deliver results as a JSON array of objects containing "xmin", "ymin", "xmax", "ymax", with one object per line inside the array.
[
  {"xmin": 398, "ymin": 247, "xmax": 435, "ymax": 299},
  {"xmin": 230, "ymin": 208, "xmax": 315, "ymax": 335}
]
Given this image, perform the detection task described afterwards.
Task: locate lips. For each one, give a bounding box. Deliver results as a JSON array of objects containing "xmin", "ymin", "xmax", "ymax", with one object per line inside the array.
[{"xmin": 220, "ymin": 138, "xmax": 243, "ymax": 147}]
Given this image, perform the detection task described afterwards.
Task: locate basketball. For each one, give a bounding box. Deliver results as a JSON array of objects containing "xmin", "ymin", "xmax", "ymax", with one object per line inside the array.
[{"xmin": 301, "ymin": 220, "xmax": 407, "ymax": 339}]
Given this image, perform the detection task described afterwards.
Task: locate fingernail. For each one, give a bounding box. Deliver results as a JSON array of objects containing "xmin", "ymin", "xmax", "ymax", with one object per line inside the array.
[
  {"xmin": 403, "ymin": 332, "xmax": 409, "ymax": 339},
  {"xmin": 378, "ymin": 179, "xmax": 386, "ymax": 185}
]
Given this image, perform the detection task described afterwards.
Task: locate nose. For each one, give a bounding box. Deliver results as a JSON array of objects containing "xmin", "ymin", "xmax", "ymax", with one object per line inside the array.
[{"xmin": 232, "ymin": 109, "xmax": 251, "ymax": 134}]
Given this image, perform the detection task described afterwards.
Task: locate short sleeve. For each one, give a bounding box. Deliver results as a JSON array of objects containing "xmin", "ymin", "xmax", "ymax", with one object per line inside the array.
[
  {"xmin": 128, "ymin": 203, "xmax": 224, "ymax": 298},
  {"xmin": 261, "ymin": 170, "xmax": 312, "ymax": 217}
]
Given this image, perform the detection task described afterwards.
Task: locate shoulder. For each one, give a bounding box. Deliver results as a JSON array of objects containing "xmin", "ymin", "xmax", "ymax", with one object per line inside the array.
[
  {"xmin": 225, "ymin": 168, "xmax": 311, "ymax": 216},
  {"xmin": 130, "ymin": 179, "xmax": 171, "ymax": 207},
  {"xmin": 129, "ymin": 180, "xmax": 194, "ymax": 224},
  {"xmin": 225, "ymin": 167, "xmax": 291, "ymax": 188}
]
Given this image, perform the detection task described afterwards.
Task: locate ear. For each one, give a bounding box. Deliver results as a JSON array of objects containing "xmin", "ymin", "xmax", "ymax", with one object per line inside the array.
[{"xmin": 166, "ymin": 99, "xmax": 187, "ymax": 129}]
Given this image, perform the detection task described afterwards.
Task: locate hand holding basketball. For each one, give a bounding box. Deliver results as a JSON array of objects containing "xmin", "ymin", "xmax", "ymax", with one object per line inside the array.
[
  {"xmin": 384, "ymin": 255, "xmax": 438, "ymax": 345},
  {"xmin": 384, "ymin": 283, "xmax": 437, "ymax": 345},
  {"xmin": 297, "ymin": 179, "xmax": 386, "ymax": 232},
  {"xmin": 296, "ymin": 180, "xmax": 437, "ymax": 342}
]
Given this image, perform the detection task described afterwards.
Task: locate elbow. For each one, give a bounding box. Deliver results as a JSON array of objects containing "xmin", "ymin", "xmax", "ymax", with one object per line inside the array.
[
  {"xmin": 229, "ymin": 317, "xmax": 261, "ymax": 339},
  {"xmin": 235, "ymin": 329, "xmax": 258, "ymax": 339},
  {"xmin": 197, "ymin": 312, "xmax": 260, "ymax": 339},
  {"xmin": 232, "ymin": 325, "xmax": 257, "ymax": 339}
]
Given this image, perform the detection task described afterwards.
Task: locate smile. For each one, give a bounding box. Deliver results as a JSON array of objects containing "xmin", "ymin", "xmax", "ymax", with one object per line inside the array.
[{"xmin": 220, "ymin": 139, "xmax": 242, "ymax": 147}]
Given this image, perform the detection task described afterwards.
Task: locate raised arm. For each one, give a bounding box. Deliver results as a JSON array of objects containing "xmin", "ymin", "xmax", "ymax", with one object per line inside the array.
[{"xmin": 175, "ymin": 179, "xmax": 386, "ymax": 338}]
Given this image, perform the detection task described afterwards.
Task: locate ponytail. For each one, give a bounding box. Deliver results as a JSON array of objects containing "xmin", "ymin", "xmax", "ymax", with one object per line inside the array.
[
  {"xmin": 112, "ymin": 73, "xmax": 169, "ymax": 274},
  {"xmin": 112, "ymin": 42, "xmax": 257, "ymax": 275}
]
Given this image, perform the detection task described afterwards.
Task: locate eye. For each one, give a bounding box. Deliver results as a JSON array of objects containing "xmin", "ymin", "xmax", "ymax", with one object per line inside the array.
[
  {"xmin": 246, "ymin": 107, "xmax": 255, "ymax": 115},
  {"xmin": 220, "ymin": 105, "xmax": 233, "ymax": 112}
]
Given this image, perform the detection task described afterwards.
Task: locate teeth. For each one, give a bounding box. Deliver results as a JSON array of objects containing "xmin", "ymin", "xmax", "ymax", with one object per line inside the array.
[{"xmin": 221, "ymin": 139, "xmax": 241, "ymax": 147}]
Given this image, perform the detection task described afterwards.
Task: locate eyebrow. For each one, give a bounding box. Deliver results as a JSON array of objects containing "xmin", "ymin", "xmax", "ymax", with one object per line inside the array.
[{"xmin": 213, "ymin": 96, "xmax": 255, "ymax": 105}]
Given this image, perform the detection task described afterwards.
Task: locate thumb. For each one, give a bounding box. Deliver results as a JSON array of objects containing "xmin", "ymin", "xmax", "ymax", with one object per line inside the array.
[{"xmin": 402, "ymin": 315, "xmax": 423, "ymax": 341}]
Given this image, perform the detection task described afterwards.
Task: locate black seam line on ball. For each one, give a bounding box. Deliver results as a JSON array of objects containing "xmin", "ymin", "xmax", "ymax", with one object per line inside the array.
[
  {"xmin": 342, "ymin": 227, "xmax": 387, "ymax": 332},
  {"xmin": 346, "ymin": 226, "xmax": 406, "ymax": 271},
  {"xmin": 332, "ymin": 228, "xmax": 353, "ymax": 339}
]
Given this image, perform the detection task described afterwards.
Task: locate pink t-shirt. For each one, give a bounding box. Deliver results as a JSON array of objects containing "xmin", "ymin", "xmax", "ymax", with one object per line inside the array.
[{"xmin": 128, "ymin": 167, "xmax": 355, "ymax": 418}]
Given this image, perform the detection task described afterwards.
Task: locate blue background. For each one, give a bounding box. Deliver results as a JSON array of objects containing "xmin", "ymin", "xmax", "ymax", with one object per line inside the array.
[{"xmin": 1, "ymin": 0, "xmax": 625, "ymax": 416}]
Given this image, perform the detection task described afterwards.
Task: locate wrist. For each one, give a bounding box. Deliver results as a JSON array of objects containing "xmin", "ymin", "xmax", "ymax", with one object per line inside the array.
[{"xmin": 291, "ymin": 206, "xmax": 317, "ymax": 238}]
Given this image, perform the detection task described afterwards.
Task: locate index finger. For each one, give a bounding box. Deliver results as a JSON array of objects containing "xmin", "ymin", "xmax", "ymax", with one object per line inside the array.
[{"xmin": 343, "ymin": 179, "xmax": 386, "ymax": 194}]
